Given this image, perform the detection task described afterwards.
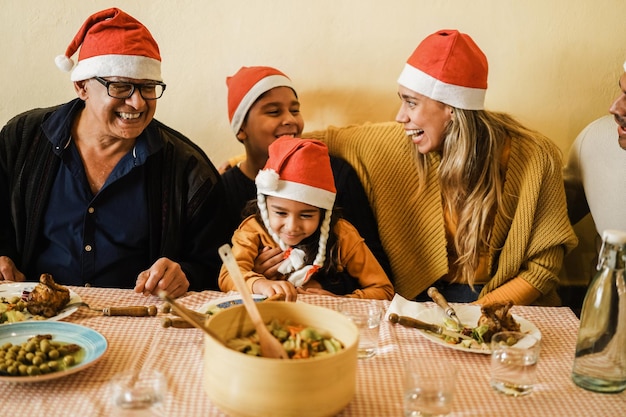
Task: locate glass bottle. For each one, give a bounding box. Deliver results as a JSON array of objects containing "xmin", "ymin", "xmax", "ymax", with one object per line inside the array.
[{"xmin": 571, "ymin": 229, "xmax": 626, "ymax": 393}]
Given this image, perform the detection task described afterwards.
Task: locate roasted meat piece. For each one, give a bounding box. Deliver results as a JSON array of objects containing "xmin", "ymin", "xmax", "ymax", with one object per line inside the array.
[
  {"xmin": 477, "ymin": 301, "xmax": 520, "ymax": 343},
  {"xmin": 26, "ymin": 273, "xmax": 71, "ymax": 318}
]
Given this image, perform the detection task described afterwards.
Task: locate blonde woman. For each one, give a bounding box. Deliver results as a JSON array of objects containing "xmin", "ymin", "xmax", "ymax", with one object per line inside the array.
[{"xmin": 311, "ymin": 29, "xmax": 577, "ymax": 305}]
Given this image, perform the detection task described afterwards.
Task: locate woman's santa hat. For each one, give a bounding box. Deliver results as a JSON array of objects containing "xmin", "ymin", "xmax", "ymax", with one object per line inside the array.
[
  {"xmin": 398, "ymin": 29, "xmax": 488, "ymax": 110},
  {"xmin": 226, "ymin": 66, "xmax": 295, "ymax": 134},
  {"xmin": 55, "ymin": 8, "xmax": 162, "ymax": 82},
  {"xmin": 255, "ymin": 136, "xmax": 336, "ymax": 287}
]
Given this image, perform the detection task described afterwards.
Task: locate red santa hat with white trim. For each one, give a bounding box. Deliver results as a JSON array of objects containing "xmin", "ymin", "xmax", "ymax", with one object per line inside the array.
[
  {"xmin": 398, "ymin": 29, "xmax": 488, "ymax": 110},
  {"xmin": 55, "ymin": 8, "xmax": 162, "ymax": 82},
  {"xmin": 255, "ymin": 136, "xmax": 336, "ymax": 287},
  {"xmin": 226, "ymin": 66, "xmax": 295, "ymax": 135}
]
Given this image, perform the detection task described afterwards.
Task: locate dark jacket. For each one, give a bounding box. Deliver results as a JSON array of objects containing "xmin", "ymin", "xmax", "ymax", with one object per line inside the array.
[{"xmin": 0, "ymin": 100, "xmax": 230, "ymax": 290}]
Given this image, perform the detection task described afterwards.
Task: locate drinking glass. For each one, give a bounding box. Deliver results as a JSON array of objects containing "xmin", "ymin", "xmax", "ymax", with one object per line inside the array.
[
  {"xmin": 109, "ymin": 368, "xmax": 167, "ymax": 416},
  {"xmin": 490, "ymin": 331, "xmax": 540, "ymax": 396},
  {"xmin": 403, "ymin": 360, "xmax": 456, "ymax": 417},
  {"xmin": 337, "ymin": 299, "xmax": 383, "ymax": 359}
]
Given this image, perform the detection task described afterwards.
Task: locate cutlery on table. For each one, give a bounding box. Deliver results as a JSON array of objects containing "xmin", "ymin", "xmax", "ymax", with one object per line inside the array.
[
  {"xmin": 427, "ymin": 287, "xmax": 463, "ymax": 330},
  {"xmin": 161, "ymin": 294, "xmax": 286, "ymax": 330},
  {"xmin": 218, "ymin": 244, "xmax": 289, "ymax": 359},
  {"xmin": 388, "ymin": 313, "xmax": 473, "ymax": 340},
  {"xmin": 64, "ymin": 301, "xmax": 158, "ymax": 317},
  {"xmin": 158, "ymin": 292, "xmax": 227, "ymax": 346}
]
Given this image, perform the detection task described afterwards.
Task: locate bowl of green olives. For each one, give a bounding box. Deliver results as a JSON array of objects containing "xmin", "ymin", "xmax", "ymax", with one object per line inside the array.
[{"xmin": 0, "ymin": 321, "xmax": 107, "ymax": 382}]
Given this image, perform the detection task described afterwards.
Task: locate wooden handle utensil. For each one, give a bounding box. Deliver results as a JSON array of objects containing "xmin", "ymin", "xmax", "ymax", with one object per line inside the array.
[
  {"xmin": 218, "ymin": 244, "xmax": 288, "ymax": 359},
  {"xmin": 427, "ymin": 287, "xmax": 463, "ymax": 329}
]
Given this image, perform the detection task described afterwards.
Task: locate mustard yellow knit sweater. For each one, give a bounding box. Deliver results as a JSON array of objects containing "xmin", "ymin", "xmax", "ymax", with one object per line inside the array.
[{"xmin": 306, "ymin": 122, "xmax": 578, "ymax": 306}]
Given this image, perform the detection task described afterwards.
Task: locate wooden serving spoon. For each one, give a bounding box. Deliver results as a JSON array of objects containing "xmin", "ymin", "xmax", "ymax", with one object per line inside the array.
[{"xmin": 218, "ymin": 244, "xmax": 289, "ymax": 359}]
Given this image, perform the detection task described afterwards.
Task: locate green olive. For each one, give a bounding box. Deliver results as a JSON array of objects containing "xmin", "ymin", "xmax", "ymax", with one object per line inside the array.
[
  {"xmin": 63, "ymin": 355, "xmax": 75, "ymax": 367},
  {"xmin": 39, "ymin": 363, "xmax": 51, "ymax": 374},
  {"xmin": 39, "ymin": 340, "xmax": 51, "ymax": 354},
  {"xmin": 27, "ymin": 366, "xmax": 40, "ymax": 376}
]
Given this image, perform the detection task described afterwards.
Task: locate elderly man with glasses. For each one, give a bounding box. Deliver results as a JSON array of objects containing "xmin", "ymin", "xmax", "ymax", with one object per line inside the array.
[{"xmin": 0, "ymin": 8, "xmax": 229, "ymax": 297}]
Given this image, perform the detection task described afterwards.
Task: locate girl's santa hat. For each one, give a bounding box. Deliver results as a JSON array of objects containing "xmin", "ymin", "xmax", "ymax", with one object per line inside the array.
[
  {"xmin": 226, "ymin": 66, "xmax": 295, "ymax": 135},
  {"xmin": 55, "ymin": 8, "xmax": 162, "ymax": 82},
  {"xmin": 398, "ymin": 29, "xmax": 488, "ymax": 110},
  {"xmin": 255, "ymin": 136, "xmax": 336, "ymax": 287}
]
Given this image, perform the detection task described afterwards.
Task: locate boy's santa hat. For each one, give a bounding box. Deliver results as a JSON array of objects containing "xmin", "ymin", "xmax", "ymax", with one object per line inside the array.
[
  {"xmin": 398, "ymin": 29, "xmax": 488, "ymax": 110},
  {"xmin": 227, "ymin": 66, "xmax": 295, "ymax": 134},
  {"xmin": 55, "ymin": 8, "xmax": 162, "ymax": 82},
  {"xmin": 255, "ymin": 136, "xmax": 336, "ymax": 287}
]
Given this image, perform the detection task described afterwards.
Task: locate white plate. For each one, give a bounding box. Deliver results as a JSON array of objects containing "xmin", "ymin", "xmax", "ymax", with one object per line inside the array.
[
  {"xmin": 414, "ymin": 304, "xmax": 541, "ymax": 354},
  {"xmin": 0, "ymin": 282, "xmax": 82, "ymax": 324},
  {"xmin": 198, "ymin": 293, "xmax": 267, "ymax": 316},
  {"xmin": 0, "ymin": 321, "xmax": 108, "ymax": 383}
]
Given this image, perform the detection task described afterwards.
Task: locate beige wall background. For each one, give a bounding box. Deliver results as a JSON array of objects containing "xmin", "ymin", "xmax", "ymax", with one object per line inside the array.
[{"xmin": 2, "ymin": 0, "xmax": 623, "ymax": 287}]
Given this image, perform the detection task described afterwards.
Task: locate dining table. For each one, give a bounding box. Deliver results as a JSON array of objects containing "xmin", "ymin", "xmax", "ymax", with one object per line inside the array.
[{"xmin": 1, "ymin": 285, "xmax": 625, "ymax": 417}]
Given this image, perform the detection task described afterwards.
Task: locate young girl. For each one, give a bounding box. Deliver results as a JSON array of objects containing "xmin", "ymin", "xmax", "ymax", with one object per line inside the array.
[{"xmin": 218, "ymin": 136, "xmax": 394, "ymax": 301}]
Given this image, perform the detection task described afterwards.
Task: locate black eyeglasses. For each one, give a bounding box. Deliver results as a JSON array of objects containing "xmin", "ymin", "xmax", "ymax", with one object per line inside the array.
[{"xmin": 93, "ymin": 76, "xmax": 166, "ymax": 100}]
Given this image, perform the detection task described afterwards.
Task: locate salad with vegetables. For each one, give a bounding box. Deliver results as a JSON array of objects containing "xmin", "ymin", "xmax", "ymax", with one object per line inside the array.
[
  {"xmin": 227, "ymin": 319, "xmax": 344, "ymax": 359},
  {"xmin": 439, "ymin": 301, "xmax": 522, "ymax": 351},
  {"xmin": 0, "ymin": 294, "xmax": 44, "ymax": 324},
  {"xmin": 441, "ymin": 317, "xmax": 490, "ymax": 350}
]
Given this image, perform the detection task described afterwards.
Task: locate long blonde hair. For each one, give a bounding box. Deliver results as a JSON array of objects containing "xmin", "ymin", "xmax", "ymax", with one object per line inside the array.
[{"xmin": 413, "ymin": 109, "xmax": 556, "ymax": 286}]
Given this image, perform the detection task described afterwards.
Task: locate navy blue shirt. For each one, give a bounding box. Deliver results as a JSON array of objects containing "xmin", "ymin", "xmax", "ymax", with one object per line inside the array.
[{"xmin": 34, "ymin": 101, "xmax": 163, "ymax": 288}]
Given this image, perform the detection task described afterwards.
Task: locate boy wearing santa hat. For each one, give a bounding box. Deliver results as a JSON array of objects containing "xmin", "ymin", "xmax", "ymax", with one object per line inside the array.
[{"xmin": 221, "ymin": 66, "xmax": 392, "ymax": 286}]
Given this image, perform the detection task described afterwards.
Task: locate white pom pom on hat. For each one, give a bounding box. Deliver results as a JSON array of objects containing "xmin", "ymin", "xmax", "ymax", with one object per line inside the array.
[
  {"xmin": 55, "ymin": 55, "xmax": 75, "ymax": 72},
  {"xmin": 55, "ymin": 7, "xmax": 162, "ymax": 82}
]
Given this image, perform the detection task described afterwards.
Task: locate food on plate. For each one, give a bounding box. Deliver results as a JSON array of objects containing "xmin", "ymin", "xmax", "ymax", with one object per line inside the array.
[
  {"xmin": 26, "ymin": 273, "xmax": 71, "ymax": 318},
  {"xmin": 0, "ymin": 334, "xmax": 83, "ymax": 377},
  {"xmin": 0, "ymin": 295, "xmax": 32, "ymax": 324},
  {"xmin": 477, "ymin": 301, "xmax": 520, "ymax": 343},
  {"xmin": 436, "ymin": 301, "xmax": 521, "ymax": 350},
  {"xmin": 227, "ymin": 319, "xmax": 344, "ymax": 359}
]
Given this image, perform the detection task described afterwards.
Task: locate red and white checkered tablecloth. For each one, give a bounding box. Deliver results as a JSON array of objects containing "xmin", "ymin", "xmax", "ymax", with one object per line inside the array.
[{"xmin": 1, "ymin": 287, "xmax": 625, "ymax": 416}]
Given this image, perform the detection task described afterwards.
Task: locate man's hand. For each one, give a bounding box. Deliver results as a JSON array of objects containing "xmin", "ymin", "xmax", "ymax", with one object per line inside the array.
[
  {"xmin": 134, "ymin": 257, "xmax": 189, "ymax": 298},
  {"xmin": 253, "ymin": 246, "xmax": 285, "ymax": 280},
  {"xmin": 0, "ymin": 256, "xmax": 26, "ymax": 282}
]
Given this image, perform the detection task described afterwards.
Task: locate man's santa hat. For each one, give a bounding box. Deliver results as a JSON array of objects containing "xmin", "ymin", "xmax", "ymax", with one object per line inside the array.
[
  {"xmin": 55, "ymin": 8, "xmax": 162, "ymax": 82},
  {"xmin": 398, "ymin": 29, "xmax": 488, "ymax": 110},
  {"xmin": 255, "ymin": 136, "xmax": 336, "ymax": 287},
  {"xmin": 227, "ymin": 66, "xmax": 295, "ymax": 134}
]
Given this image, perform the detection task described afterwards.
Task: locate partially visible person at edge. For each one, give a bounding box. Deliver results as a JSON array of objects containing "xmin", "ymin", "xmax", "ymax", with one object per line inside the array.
[
  {"xmin": 563, "ymin": 59, "xmax": 626, "ymax": 238},
  {"xmin": 220, "ymin": 66, "xmax": 392, "ymax": 294},
  {"xmin": 0, "ymin": 8, "xmax": 229, "ymax": 297},
  {"xmin": 218, "ymin": 136, "xmax": 394, "ymax": 301},
  {"xmin": 308, "ymin": 29, "xmax": 577, "ymax": 305}
]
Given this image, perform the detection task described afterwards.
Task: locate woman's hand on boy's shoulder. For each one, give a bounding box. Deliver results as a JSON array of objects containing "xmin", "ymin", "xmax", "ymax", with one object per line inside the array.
[{"xmin": 254, "ymin": 246, "xmax": 285, "ymax": 280}]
